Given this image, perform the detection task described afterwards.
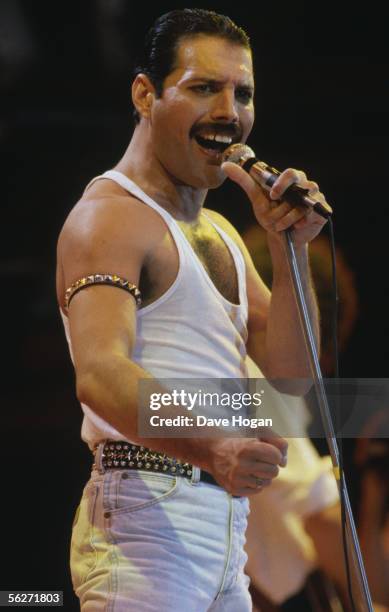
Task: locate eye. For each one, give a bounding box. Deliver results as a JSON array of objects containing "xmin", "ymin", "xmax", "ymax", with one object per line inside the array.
[
  {"xmin": 190, "ymin": 83, "xmax": 216, "ymax": 95},
  {"xmin": 236, "ymin": 88, "xmax": 253, "ymax": 104}
]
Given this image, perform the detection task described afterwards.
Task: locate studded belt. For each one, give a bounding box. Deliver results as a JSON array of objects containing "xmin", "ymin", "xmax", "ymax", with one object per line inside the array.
[{"xmin": 96, "ymin": 440, "xmax": 221, "ymax": 488}]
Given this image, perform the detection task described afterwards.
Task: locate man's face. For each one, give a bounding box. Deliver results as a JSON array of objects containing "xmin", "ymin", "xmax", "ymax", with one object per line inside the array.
[{"xmin": 149, "ymin": 35, "xmax": 255, "ymax": 189}]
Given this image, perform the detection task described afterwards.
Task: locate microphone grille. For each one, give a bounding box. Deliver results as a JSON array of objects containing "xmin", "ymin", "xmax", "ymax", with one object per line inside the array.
[{"xmin": 221, "ymin": 143, "xmax": 255, "ymax": 166}]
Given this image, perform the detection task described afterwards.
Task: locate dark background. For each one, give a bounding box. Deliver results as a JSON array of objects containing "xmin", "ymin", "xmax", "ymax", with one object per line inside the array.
[{"xmin": 2, "ymin": 1, "xmax": 388, "ymax": 608}]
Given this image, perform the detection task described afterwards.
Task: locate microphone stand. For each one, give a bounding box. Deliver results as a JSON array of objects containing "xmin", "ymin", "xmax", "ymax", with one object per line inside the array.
[{"xmin": 283, "ymin": 228, "xmax": 373, "ymax": 612}]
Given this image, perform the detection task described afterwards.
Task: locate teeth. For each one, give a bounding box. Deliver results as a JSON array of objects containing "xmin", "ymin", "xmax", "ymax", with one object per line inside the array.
[
  {"xmin": 196, "ymin": 133, "xmax": 233, "ymax": 144},
  {"xmin": 215, "ymin": 135, "xmax": 232, "ymax": 144},
  {"xmin": 198, "ymin": 133, "xmax": 216, "ymax": 141}
]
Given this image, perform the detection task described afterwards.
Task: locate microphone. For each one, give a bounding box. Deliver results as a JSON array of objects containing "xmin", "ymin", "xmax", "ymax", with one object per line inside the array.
[{"xmin": 221, "ymin": 144, "xmax": 332, "ymax": 219}]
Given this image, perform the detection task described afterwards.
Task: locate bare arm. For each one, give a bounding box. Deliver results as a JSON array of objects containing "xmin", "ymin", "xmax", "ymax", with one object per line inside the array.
[
  {"xmin": 204, "ymin": 209, "xmax": 320, "ymax": 382},
  {"xmin": 221, "ymin": 162, "xmax": 329, "ymax": 384},
  {"xmin": 261, "ymin": 234, "xmax": 320, "ymax": 379},
  {"xmin": 57, "ymin": 189, "xmax": 287, "ymax": 496}
]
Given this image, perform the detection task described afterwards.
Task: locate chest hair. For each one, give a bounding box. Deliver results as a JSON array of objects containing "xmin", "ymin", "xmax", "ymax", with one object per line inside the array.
[
  {"xmin": 140, "ymin": 217, "xmax": 239, "ymax": 307},
  {"xmin": 178, "ymin": 218, "xmax": 239, "ymax": 304}
]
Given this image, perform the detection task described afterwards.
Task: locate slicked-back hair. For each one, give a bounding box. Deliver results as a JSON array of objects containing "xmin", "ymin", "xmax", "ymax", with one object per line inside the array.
[{"xmin": 132, "ymin": 8, "xmax": 251, "ymax": 124}]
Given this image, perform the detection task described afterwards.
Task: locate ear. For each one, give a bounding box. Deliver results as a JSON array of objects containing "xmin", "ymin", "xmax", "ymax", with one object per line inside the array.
[{"xmin": 132, "ymin": 74, "xmax": 155, "ymax": 121}]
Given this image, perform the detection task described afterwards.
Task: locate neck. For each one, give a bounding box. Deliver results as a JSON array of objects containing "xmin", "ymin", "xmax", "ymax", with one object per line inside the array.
[{"xmin": 114, "ymin": 125, "xmax": 207, "ymax": 222}]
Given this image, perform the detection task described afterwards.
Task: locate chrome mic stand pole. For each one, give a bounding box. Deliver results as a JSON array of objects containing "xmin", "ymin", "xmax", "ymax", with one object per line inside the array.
[{"xmin": 283, "ymin": 228, "xmax": 373, "ymax": 612}]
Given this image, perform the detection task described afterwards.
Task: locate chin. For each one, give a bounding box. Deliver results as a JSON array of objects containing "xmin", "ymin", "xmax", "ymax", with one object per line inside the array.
[
  {"xmin": 208, "ymin": 168, "xmax": 228, "ymax": 190},
  {"xmin": 196, "ymin": 166, "xmax": 227, "ymax": 190},
  {"xmin": 207, "ymin": 175, "xmax": 227, "ymax": 189}
]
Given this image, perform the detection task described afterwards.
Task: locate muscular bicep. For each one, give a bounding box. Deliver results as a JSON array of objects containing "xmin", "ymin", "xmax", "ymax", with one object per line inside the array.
[
  {"xmin": 57, "ymin": 195, "xmax": 150, "ymax": 371},
  {"xmin": 68, "ymin": 287, "xmax": 138, "ymax": 376}
]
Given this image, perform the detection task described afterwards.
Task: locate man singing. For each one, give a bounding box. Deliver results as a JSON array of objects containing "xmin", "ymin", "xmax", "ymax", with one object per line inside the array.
[{"xmin": 57, "ymin": 9, "xmax": 330, "ymax": 611}]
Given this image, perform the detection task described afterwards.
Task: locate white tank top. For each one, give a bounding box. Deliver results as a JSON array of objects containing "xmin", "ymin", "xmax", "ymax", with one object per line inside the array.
[{"xmin": 61, "ymin": 170, "xmax": 250, "ymax": 449}]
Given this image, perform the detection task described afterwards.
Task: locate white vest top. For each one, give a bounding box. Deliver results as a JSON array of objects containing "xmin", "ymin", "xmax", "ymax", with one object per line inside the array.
[{"xmin": 61, "ymin": 170, "xmax": 249, "ymax": 449}]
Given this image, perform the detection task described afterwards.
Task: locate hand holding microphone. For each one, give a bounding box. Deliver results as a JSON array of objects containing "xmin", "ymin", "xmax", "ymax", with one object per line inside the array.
[{"xmin": 221, "ymin": 143, "xmax": 332, "ymax": 242}]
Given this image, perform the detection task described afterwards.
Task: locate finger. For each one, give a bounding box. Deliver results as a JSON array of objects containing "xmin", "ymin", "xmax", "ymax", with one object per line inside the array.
[
  {"xmin": 269, "ymin": 168, "xmax": 306, "ymax": 200},
  {"xmin": 293, "ymin": 213, "xmax": 327, "ymax": 230},
  {"xmin": 293, "ymin": 216, "xmax": 310, "ymax": 230},
  {"xmin": 245, "ymin": 476, "xmax": 272, "ymax": 490},
  {"xmin": 306, "ymin": 180, "xmax": 320, "ymax": 194},
  {"xmin": 266, "ymin": 201, "xmax": 293, "ymax": 222},
  {"xmin": 233, "ymin": 484, "xmax": 270, "ymax": 497},
  {"xmin": 244, "ymin": 461, "xmax": 280, "ymax": 479},
  {"xmin": 221, "ymin": 161, "xmax": 268, "ymax": 206},
  {"xmin": 247, "ymin": 440, "xmax": 285, "ymax": 467},
  {"xmin": 256, "ymin": 203, "xmax": 290, "ymax": 232},
  {"xmin": 273, "ymin": 206, "xmax": 309, "ymax": 232},
  {"xmin": 257, "ymin": 432, "xmax": 288, "ymax": 466}
]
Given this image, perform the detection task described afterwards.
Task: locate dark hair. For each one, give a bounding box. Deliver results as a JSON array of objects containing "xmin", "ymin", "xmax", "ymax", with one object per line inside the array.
[{"xmin": 132, "ymin": 8, "xmax": 251, "ymax": 124}]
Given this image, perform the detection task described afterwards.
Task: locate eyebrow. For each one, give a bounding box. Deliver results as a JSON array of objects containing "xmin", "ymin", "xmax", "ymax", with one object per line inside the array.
[{"xmin": 185, "ymin": 77, "xmax": 254, "ymax": 90}]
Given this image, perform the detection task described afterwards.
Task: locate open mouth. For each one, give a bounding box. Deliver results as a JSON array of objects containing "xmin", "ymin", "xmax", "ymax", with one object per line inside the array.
[{"xmin": 194, "ymin": 134, "xmax": 234, "ymax": 156}]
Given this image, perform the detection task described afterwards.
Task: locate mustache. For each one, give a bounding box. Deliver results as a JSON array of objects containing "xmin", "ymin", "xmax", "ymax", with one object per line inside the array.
[{"xmin": 190, "ymin": 123, "xmax": 242, "ymax": 140}]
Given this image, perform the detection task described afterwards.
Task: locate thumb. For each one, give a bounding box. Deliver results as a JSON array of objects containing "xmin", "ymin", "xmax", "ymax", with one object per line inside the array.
[
  {"xmin": 221, "ymin": 161, "xmax": 259, "ymax": 202},
  {"xmin": 257, "ymin": 427, "xmax": 288, "ymax": 467},
  {"xmin": 222, "ymin": 162, "xmax": 272, "ymax": 209}
]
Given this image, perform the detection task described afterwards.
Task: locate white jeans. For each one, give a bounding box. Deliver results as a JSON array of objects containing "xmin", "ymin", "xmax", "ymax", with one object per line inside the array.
[{"xmin": 70, "ymin": 468, "xmax": 252, "ymax": 611}]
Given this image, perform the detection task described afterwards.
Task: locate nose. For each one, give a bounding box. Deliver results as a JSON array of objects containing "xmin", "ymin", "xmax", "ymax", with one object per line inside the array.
[{"xmin": 210, "ymin": 88, "xmax": 239, "ymax": 123}]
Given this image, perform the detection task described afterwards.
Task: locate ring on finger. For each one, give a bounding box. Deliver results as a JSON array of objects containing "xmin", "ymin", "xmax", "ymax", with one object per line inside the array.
[{"xmin": 254, "ymin": 477, "xmax": 265, "ymax": 488}]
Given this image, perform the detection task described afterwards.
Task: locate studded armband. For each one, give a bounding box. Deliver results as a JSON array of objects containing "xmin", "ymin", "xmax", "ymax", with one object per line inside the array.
[{"xmin": 64, "ymin": 274, "xmax": 142, "ymax": 311}]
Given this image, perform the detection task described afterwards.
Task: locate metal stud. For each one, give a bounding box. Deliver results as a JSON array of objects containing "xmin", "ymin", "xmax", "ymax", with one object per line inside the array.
[{"xmin": 97, "ymin": 442, "xmax": 197, "ymax": 483}]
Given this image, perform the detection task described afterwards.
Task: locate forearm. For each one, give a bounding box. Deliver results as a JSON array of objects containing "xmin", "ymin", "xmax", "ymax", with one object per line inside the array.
[
  {"xmin": 76, "ymin": 356, "xmax": 214, "ymax": 470},
  {"xmin": 265, "ymin": 234, "xmax": 320, "ymax": 379}
]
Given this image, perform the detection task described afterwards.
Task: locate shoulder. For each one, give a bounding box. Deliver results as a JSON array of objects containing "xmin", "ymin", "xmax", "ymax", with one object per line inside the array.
[
  {"xmin": 58, "ymin": 178, "xmax": 172, "ymax": 267},
  {"xmin": 60, "ymin": 179, "xmax": 164, "ymax": 252},
  {"xmin": 56, "ymin": 178, "xmax": 167, "ymax": 306}
]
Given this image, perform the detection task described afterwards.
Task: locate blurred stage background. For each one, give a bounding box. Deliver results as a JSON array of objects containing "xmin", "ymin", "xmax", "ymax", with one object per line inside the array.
[{"xmin": 1, "ymin": 1, "xmax": 388, "ymax": 608}]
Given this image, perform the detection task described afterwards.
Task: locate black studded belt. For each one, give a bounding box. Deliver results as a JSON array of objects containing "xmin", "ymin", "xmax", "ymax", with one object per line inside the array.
[{"xmin": 97, "ymin": 440, "xmax": 221, "ymax": 488}]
